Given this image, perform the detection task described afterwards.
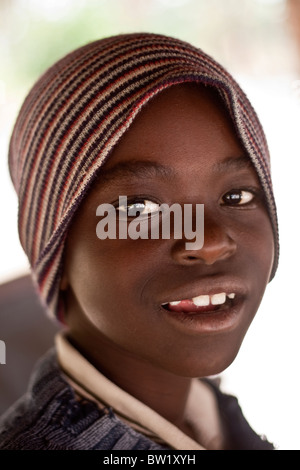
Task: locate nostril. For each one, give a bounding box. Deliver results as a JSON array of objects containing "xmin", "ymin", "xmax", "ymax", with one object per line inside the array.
[{"xmin": 171, "ymin": 234, "xmax": 236, "ymax": 266}]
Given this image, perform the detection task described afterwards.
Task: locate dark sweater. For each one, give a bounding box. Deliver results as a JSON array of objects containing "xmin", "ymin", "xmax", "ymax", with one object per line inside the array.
[{"xmin": 0, "ymin": 349, "xmax": 274, "ymax": 450}]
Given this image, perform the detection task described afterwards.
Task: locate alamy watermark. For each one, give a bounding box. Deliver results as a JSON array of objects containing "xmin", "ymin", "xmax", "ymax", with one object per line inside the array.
[
  {"xmin": 96, "ymin": 196, "xmax": 204, "ymax": 250},
  {"xmin": 0, "ymin": 340, "xmax": 6, "ymax": 364}
]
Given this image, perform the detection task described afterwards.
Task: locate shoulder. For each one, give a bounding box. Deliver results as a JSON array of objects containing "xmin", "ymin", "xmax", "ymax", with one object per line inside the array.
[
  {"xmin": 0, "ymin": 349, "xmax": 164, "ymax": 450},
  {"xmin": 203, "ymin": 378, "xmax": 274, "ymax": 450}
]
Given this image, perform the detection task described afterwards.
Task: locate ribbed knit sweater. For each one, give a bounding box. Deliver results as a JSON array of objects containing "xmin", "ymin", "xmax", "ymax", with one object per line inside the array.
[{"xmin": 0, "ymin": 349, "xmax": 274, "ymax": 450}]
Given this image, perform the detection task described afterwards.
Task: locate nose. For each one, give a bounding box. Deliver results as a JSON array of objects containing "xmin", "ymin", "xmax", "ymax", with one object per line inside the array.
[{"xmin": 171, "ymin": 211, "xmax": 237, "ymax": 266}]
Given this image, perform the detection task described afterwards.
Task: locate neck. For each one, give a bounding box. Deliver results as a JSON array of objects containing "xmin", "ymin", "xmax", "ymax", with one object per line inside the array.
[{"xmin": 67, "ymin": 330, "xmax": 193, "ymax": 428}]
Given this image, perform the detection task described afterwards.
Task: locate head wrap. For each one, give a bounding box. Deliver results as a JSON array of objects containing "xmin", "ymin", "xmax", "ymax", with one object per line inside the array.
[{"xmin": 8, "ymin": 33, "xmax": 279, "ymax": 321}]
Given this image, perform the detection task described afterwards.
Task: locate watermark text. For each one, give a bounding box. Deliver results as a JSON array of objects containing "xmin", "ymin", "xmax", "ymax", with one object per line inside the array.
[{"xmin": 96, "ymin": 196, "xmax": 204, "ymax": 250}]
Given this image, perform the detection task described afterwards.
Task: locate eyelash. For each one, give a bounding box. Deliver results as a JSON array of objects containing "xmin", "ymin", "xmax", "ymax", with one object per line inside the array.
[
  {"xmin": 113, "ymin": 196, "xmax": 161, "ymax": 217},
  {"xmin": 220, "ymin": 188, "xmax": 261, "ymax": 207},
  {"xmin": 112, "ymin": 187, "xmax": 262, "ymax": 216}
]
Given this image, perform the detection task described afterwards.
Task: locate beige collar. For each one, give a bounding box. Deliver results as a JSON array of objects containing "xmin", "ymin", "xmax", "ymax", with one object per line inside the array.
[{"xmin": 55, "ymin": 333, "xmax": 223, "ymax": 450}]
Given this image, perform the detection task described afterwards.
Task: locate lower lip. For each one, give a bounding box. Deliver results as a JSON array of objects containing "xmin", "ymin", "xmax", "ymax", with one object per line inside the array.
[{"xmin": 160, "ymin": 298, "xmax": 244, "ymax": 335}]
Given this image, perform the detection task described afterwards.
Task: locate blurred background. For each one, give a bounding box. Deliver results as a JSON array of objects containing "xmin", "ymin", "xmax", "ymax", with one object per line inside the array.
[{"xmin": 0, "ymin": 0, "xmax": 299, "ymax": 450}]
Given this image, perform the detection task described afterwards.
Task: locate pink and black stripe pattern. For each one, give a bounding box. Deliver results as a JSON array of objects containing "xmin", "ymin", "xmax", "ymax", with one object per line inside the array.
[{"xmin": 8, "ymin": 33, "xmax": 279, "ymax": 320}]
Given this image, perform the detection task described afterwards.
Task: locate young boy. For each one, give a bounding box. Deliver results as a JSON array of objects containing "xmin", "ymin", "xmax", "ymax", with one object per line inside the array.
[{"xmin": 0, "ymin": 33, "xmax": 279, "ymax": 450}]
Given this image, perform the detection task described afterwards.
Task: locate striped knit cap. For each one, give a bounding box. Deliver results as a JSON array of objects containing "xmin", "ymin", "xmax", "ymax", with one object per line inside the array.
[{"xmin": 9, "ymin": 32, "xmax": 279, "ymax": 321}]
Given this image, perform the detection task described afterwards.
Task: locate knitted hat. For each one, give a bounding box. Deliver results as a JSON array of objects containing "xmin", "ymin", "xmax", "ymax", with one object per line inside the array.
[{"xmin": 9, "ymin": 33, "xmax": 279, "ymax": 321}]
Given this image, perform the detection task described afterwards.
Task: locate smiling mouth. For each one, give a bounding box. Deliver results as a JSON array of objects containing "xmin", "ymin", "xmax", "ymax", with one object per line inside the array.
[{"xmin": 161, "ymin": 292, "xmax": 236, "ymax": 314}]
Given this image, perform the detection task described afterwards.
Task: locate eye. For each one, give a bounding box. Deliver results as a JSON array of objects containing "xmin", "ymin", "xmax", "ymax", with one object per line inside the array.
[
  {"xmin": 117, "ymin": 199, "xmax": 161, "ymax": 218},
  {"xmin": 221, "ymin": 189, "xmax": 255, "ymax": 206}
]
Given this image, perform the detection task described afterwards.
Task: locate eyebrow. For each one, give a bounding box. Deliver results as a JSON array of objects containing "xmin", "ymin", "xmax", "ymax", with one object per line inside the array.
[
  {"xmin": 99, "ymin": 161, "xmax": 174, "ymax": 186},
  {"xmin": 98, "ymin": 155, "xmax": 252, "ymax": 187},
  {"xmin": 212, "ymin": 155, "xmax": 253, "ymax": 173}
]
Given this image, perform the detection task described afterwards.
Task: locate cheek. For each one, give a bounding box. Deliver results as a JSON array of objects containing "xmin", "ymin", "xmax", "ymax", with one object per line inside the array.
[
  {"xmin": 232, "ymin": 210, "xmax": 275, "ymax": 279},
  {"xmin": 235, "ymin": 213, "xmax": 275, "ymax": 322},
  {"xmin": 65, "ymin": 236, "xmax": 154, "ymax": 328},
  {"xmin": 252, "ymin": 227, "xmax": 274, "ymax": 282}
]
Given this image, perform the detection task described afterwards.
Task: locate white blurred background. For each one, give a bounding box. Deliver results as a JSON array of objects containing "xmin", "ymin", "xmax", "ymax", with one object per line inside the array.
[{"xmin": 0, "ymin": 0, "xmax": 299, "ymax": 450}]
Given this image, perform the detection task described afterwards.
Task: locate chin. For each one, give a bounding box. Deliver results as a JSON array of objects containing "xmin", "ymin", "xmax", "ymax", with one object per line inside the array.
[{"xmin": 159, "ymin": 341, "xmax": 243, "ymax": 378}]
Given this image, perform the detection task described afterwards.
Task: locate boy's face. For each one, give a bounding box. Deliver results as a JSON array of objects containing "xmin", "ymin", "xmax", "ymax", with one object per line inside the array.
[{"xmin": 61, "ymin": 84, "xmax": 274, "ymax": 378}]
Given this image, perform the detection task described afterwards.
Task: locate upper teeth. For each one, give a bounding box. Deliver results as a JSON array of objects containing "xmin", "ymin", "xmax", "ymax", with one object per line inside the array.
[{"xmin": 168, "ymin": 292, "xmax": 235, "ymax": 307}]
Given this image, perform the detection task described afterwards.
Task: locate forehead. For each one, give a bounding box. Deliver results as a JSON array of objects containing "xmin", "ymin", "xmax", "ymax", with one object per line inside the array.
[
  {"xmin": 100, "ymin": 83, "xmax": 250, "ymax": 179},
  {"xmin": 109, "ymin": 83, "xmax": 235, "ymax": 148}
]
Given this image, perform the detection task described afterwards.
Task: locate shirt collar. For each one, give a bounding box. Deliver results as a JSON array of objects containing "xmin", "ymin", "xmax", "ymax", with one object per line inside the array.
[{"xmin": 56, "ymin": 331, "xmax": 223, "ymax": 450}]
